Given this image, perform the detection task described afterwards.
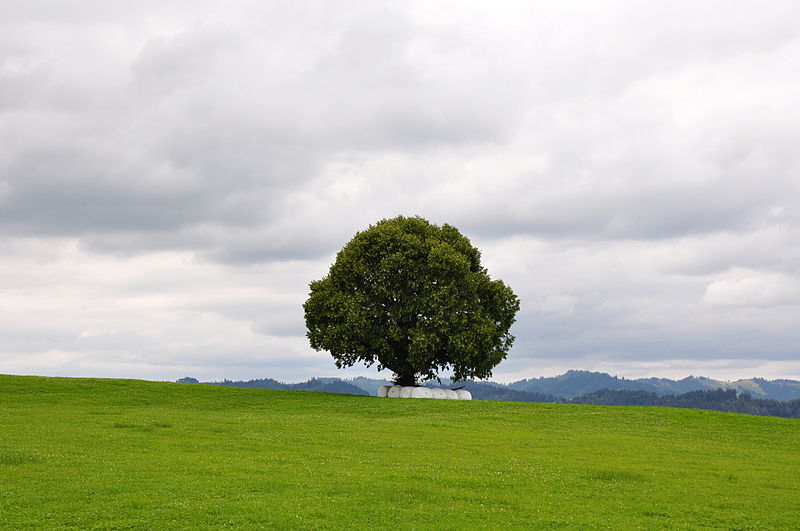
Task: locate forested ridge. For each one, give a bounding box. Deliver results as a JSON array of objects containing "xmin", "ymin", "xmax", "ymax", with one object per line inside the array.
[
  {"xmin": 178, "ymin": 376, "xmax": 800, "ymax": 419},
  {"xmin": 570, "ymin": 388, "xmax": 800, "ymax": 418},
  {"xmin": 452, "ymin": 381, "xmax": 800, "ymax": 418},
  {"xmin": 176, "ymin": 377, "xmax": 369, "ymax": 396}
]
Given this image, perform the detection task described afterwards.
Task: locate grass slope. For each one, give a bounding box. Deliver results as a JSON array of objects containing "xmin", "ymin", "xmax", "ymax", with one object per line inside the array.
[{"xmin": 1, "ymin": 375, "xmax": 799, "ymax": 530}]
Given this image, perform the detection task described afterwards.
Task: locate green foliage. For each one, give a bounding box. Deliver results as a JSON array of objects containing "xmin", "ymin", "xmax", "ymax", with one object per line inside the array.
[
  {"xmin": 304, "ymin": 216, "xmax": 520, "ymax": 385},
  {"xmin": 2, "ymin": 375, "xmax": 800, "ymax": 529}
]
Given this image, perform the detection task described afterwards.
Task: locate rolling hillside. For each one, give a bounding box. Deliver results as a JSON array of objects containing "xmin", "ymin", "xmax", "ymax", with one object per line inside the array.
[
  {"xmin": 506, "ymin": 370, "xmax": 800, "ymax": 400},
  {"xmin": 186, "ymin": 371, "xmax": 800, "ymax": 401},
  {"xmin": 1, "ymin": 375, "xmax": 799, "ymax": 529}
]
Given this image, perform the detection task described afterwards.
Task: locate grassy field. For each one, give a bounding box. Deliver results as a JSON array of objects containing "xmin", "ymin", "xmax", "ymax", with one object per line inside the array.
[{"xmin": 1, "ymin": 375, "xmax": 799, "ymax": 529}]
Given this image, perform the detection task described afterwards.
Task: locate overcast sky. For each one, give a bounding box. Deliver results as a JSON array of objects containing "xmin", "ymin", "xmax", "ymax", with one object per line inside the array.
[{"xmin": 1, "ymin": 1, "xmax": 799, "ymax": 383}]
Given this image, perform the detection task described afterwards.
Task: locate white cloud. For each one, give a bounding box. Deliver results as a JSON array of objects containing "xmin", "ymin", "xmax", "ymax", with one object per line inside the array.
[{"xmin": 703, "ymin": 268, "xmax": 800, "ymax": 308}]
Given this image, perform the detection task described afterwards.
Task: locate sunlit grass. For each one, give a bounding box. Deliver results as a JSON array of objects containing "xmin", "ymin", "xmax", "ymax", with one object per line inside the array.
[{"xmin": 1, "ymin": 375, "xmax": 799, "ymax": 529}]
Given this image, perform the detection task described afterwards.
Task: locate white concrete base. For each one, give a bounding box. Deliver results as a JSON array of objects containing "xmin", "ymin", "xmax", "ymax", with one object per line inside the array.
[{"xmin": 381, "ymin": 385, "xmax": 471, "ymax": 400}]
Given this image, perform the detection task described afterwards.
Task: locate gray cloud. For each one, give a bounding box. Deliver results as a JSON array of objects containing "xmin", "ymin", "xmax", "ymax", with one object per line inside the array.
[{"xmin": 1, "ymin": 1, "xmax": 799, "ymax": 381}]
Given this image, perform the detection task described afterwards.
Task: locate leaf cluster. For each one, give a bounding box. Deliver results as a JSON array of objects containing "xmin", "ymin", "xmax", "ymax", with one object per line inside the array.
[{"xmin": 304, "ymin": 216, "xmax": 519, "ymax": 384}]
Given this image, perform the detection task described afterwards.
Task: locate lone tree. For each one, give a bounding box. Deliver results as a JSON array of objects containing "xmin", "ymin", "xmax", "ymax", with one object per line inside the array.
[{"xmin": 304, "ymin": 216, "xmax": 520, "ymax": 386}]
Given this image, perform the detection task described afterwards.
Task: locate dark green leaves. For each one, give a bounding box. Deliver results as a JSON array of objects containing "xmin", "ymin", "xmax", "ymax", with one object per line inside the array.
[{"xmin": 304, "ymin": 216, "xmax": 520, "ymax": 385}]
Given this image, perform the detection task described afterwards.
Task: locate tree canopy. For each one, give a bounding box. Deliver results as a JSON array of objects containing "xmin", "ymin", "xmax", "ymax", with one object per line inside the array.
[{"xmin": 303, "ymin": 216, "xmax": 520, "ymax": 386}]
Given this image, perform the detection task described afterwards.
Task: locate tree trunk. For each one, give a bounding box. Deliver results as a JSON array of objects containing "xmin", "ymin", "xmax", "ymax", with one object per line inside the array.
[{"xmin": 394, "ymin": 373, "xmax": 417, "ymax": 387}]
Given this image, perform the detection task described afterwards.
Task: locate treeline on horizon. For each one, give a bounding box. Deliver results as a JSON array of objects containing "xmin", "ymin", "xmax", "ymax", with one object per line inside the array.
[
  {"xmin": 570, "ymin": 388, "xmax": 800, "ymax": 419},
  {"xmin": 177, "ymin": 377, "xmax": 367, "ymax": 396},
  {"xmin": 177, "ymin": 377, "xmax": 800, "ymax": 419},
  {"xmin": 458, "ymin": 381, "xmax": 800, "ymax": 419}
]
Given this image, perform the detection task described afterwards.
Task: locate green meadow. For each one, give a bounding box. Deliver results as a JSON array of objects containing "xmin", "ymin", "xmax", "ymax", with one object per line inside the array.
[{"xmin": 1, "ymin": 375, "xmax": 799, "ymax": 529}]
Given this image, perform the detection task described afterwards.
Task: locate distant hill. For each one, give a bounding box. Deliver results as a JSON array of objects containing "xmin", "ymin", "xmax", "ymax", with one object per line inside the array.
[
  {"xmin": 319, "ymin": 376, "xmax": 393, "ymax": 397},
  {"xmin": 506, "ymin": 370, "xmax": 800, "ymax": 401},
  {"xmin": 732, "ymin": 378, "xmax": 800, "ymax": 401},
  {"xmin": 176, "ymin": 371, "xmax": 800, "ymax": 402},
  {"xmin": 571, "ymin": 388, "xmax": 800, "ymax": 419},
  {"xmin": 174, "ymin": 374, "xmax": 800, "ymax": 418},
  {"xmin": 185, "ymin": 377, "xmax": 369, "ymax": 396},
  {"xmin": 340, "ymin": 372, "xmax": 800, "ymax": 401},
  {"xmin": 507, "ymin": 370, "xmax": 718, "ymax": 398}
]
